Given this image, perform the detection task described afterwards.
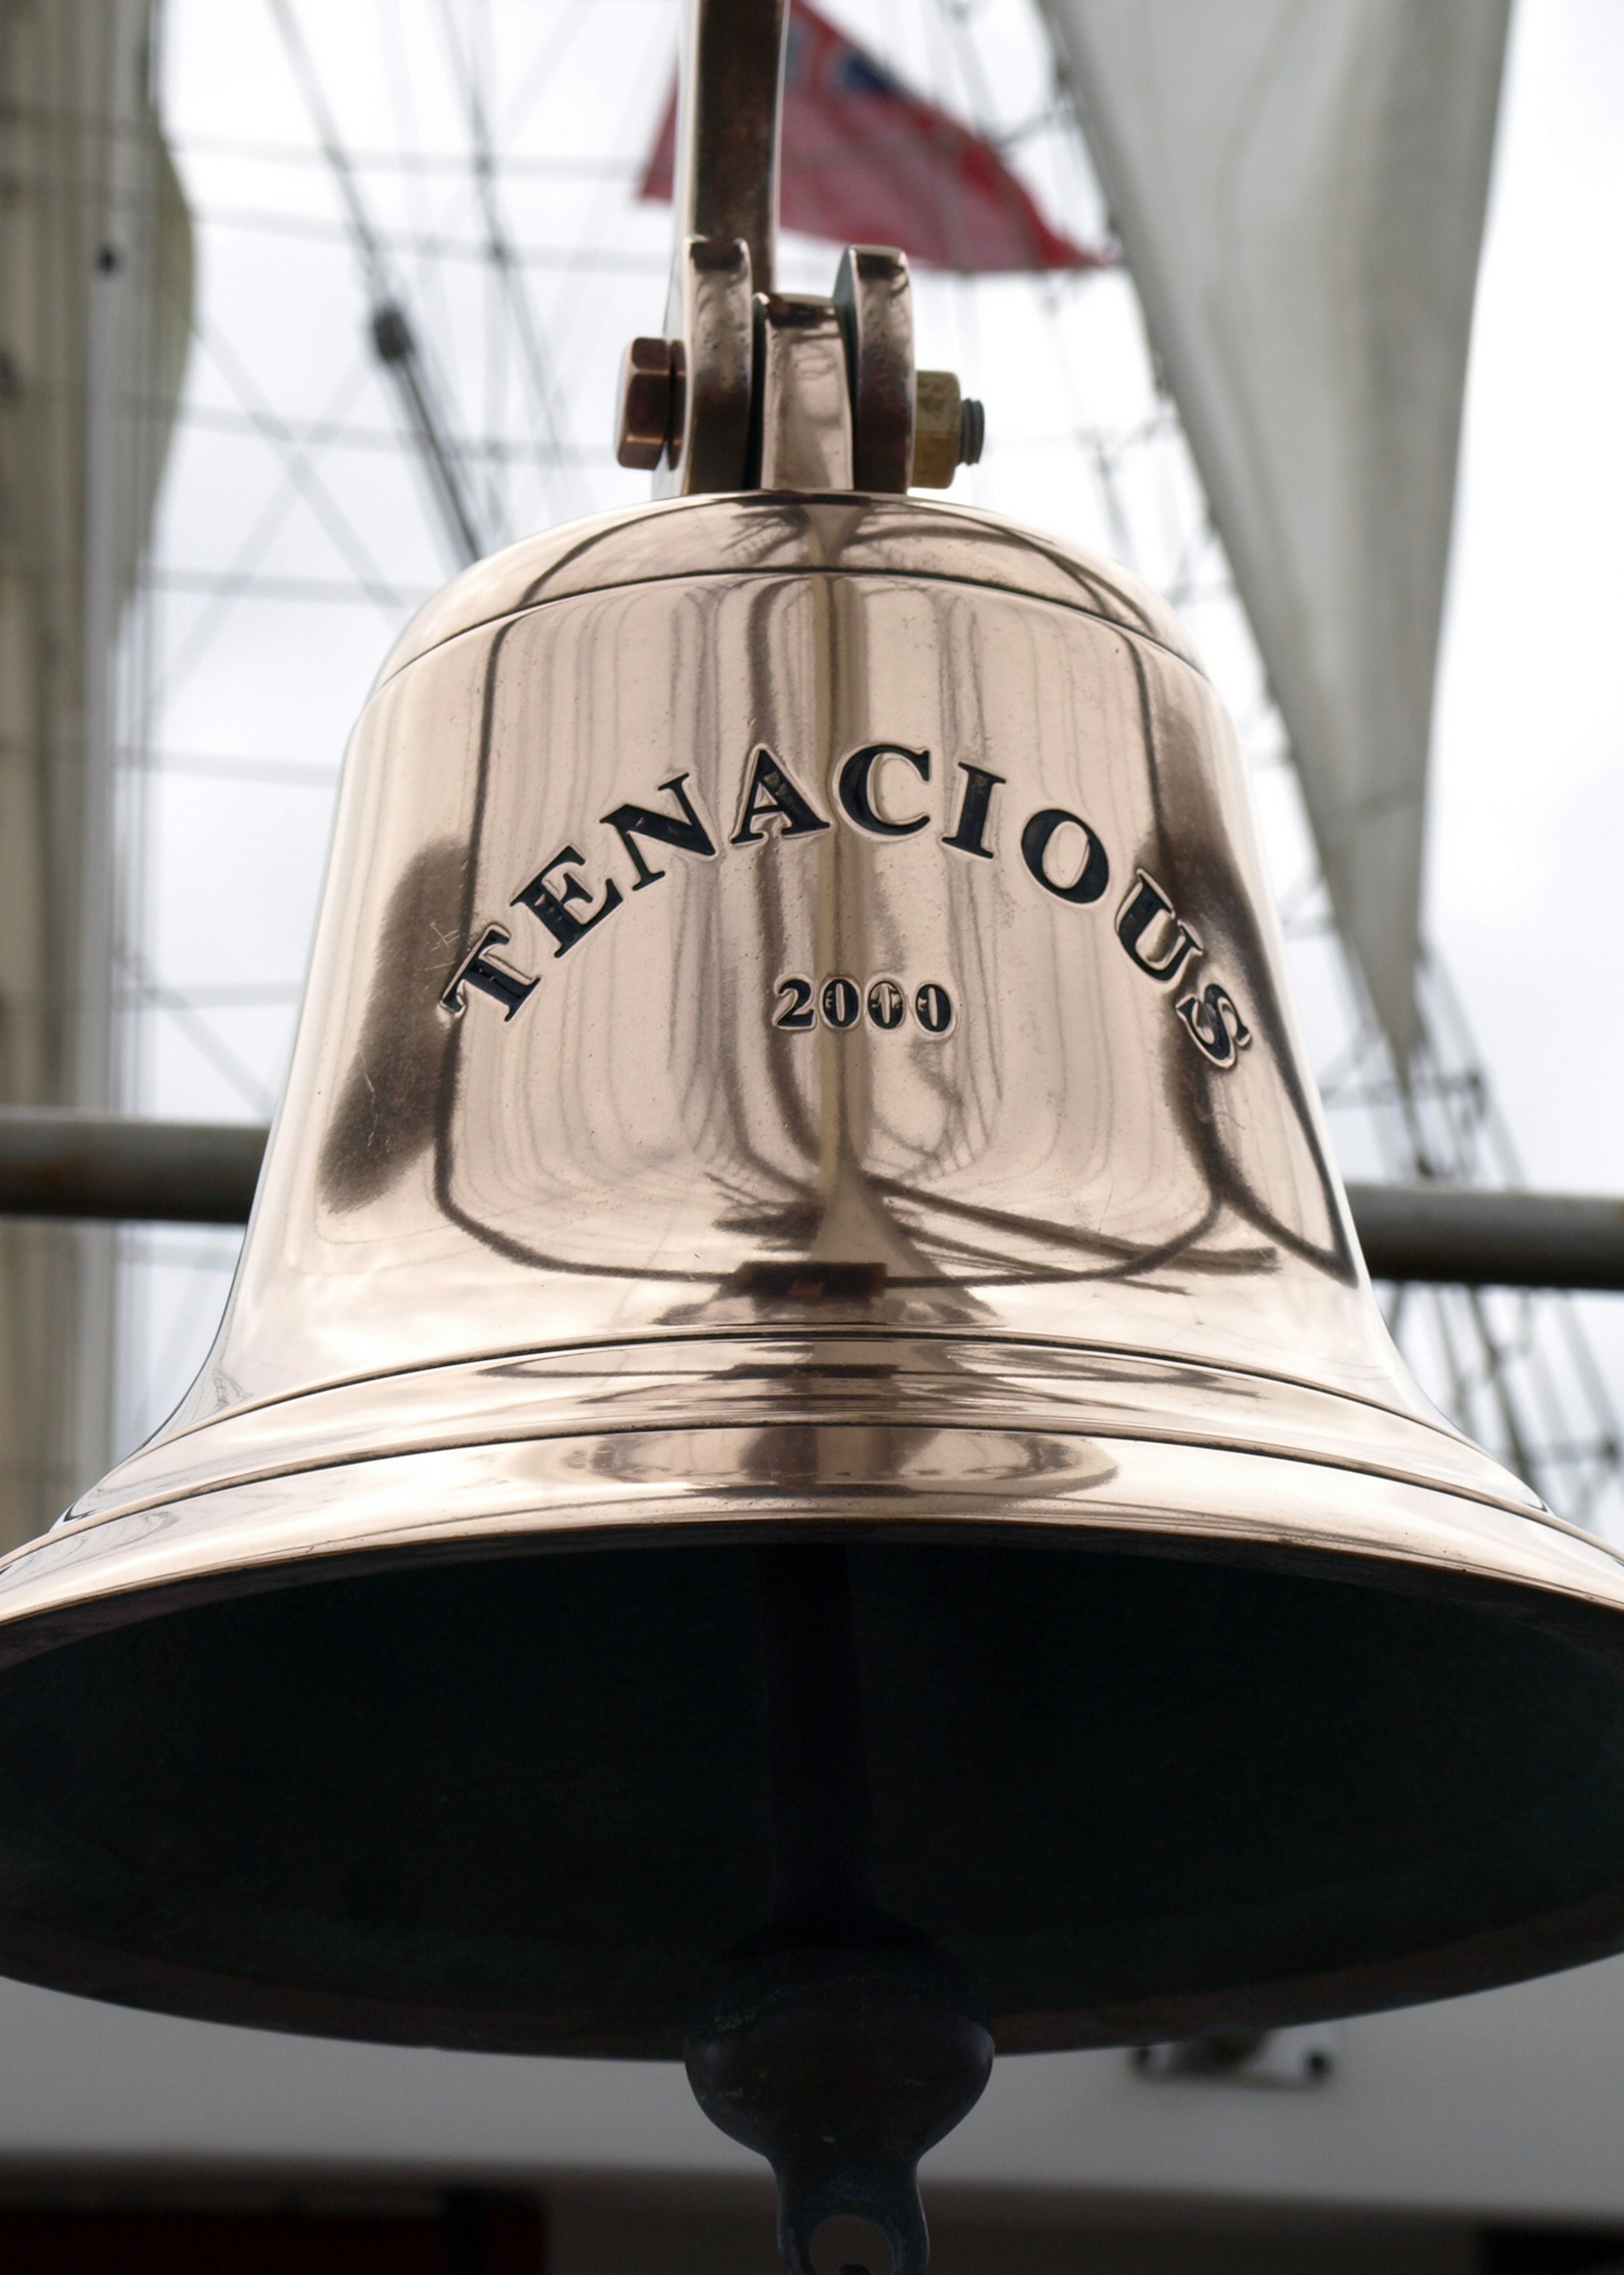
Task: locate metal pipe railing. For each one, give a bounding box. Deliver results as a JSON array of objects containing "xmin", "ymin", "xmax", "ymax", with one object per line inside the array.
[
  {"xmin": 0, "ymin": 1109, "xmax": 1621, "ymax": 1291},
  {"xmin": 0, "ymin": 1110, "xmax": 267, "ymax": 1228},
  {"xmin": 1344, "ymin": 1180, "xmax": 1624, "ymax": 1293}
]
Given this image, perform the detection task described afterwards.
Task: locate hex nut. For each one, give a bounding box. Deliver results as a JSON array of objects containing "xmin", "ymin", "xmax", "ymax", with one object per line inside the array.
[
  {"xmin": 912, "ymin": 371, "xmax": 983, "ymax": 488},
  {"xmin": 616, "ymin": 337, "xmax": 676, "ymax": 470}
]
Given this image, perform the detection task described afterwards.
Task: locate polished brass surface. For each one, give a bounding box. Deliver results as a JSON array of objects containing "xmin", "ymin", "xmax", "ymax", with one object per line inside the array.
[
  {"xmin": 2, "ymin": 494, "xmax": 1624, "ymax": 2060},
  {"xmin": 69, "ymin": 495, "xmax": 1443, "ymax": 1465},
  {"xmin": 10, "ymin": 1107, "xmax": 1624, "ymax": 1295}
]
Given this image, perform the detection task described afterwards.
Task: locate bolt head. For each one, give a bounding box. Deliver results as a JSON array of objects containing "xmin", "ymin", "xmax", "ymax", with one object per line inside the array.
[
  {"xmin": 616, "ymin": 337, "xmax": 676, "ymax": 470},
  {"xmin": 911, "ymin": 371, "xmax": 963, "ymax": 488},
  {"xmin": 911, "ymin": 373, "xmax": 986, "ymax": 486}
]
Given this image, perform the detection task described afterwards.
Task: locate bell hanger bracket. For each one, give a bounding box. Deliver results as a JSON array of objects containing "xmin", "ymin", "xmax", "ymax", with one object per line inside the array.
[{"xmin": 614, "ymin": 0, "xmax": 984, "ymax": 495}]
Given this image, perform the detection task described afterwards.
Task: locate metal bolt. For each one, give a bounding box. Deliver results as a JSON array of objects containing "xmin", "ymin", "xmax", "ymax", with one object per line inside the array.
[
  {"xmin": 958, "ymin": 394, "xmax": 985, "ymax": 467},
  {"xmin": 616, "ymin": 336, "xmax": 678, "ymax": 470},
  {"xmin": 911, "ymin": 371, "xmax": 985, "ymax": 488}
]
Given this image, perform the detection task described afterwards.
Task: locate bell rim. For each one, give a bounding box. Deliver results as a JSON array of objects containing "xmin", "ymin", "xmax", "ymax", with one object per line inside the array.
[{"xmin": 4, "ymin": 1421, "xmax": 1619, "ymax": 1665}]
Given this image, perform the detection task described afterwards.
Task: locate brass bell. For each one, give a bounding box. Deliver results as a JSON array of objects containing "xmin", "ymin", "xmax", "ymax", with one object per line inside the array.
[{"xmin": 3, "ymin": 6, "xmax": 1624, "ymax": 2272}]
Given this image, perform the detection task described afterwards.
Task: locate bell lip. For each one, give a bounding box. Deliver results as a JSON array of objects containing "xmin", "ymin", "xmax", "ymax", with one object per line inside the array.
[
  {"xmin": 0, "ymin": 1522, "xmax": 1623, "ymax": 2061},
  {"xmin": 5, "ymin": 1421, "xmax": 1618, "ymax": 1671},
  {"xmin": 369, "ymin": 490, "xmax": 1204, "ymax": 694},
  {"xmin": 4, "ymin": 1495, "xmax": 1621, "ymax": 1648}
]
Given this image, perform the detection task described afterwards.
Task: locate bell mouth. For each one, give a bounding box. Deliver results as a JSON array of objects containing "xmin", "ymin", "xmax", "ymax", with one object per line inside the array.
[{"xmin": 0, "ymin": 1423, "xmax": 1622, "ymax": 2058}]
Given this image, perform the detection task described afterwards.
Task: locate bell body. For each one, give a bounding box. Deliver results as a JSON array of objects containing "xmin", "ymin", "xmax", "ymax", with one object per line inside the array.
[
  {"xmin": 3, "ymin": 495, "xmax": 1624, "ymax": 2055},
  {"xmin": 58, "ymin": 495, "xmax": 1520, "ymax": 1522}
]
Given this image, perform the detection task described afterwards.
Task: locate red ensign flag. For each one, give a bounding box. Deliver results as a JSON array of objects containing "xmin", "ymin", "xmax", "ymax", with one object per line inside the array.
[{"xmin": 639, "ymin": 0, "xmax": 1108, "ymax": 275}]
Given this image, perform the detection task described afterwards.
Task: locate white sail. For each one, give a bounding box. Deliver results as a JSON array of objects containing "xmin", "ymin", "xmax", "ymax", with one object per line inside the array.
[{"xmin": 1038, "ymin": 0, "xmax": 1511, "ymax": 1059}]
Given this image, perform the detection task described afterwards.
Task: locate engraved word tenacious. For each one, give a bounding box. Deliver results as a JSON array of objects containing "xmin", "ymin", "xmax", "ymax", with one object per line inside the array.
[{"xmin": 441, "ymin": 743, "xmax": 1252, "ymax": 1071}]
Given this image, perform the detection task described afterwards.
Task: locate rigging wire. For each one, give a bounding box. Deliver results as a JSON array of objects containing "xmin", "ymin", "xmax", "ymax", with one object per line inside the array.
[
  {"xmin": 427, "ymin": 0, "xmax": 587, "ymax": 527},
  {"xmin": 141, "ymin": 338, "xmax": 405, "ymax": 725},
  {"xmin": 263, "ymin": 0, "xmax": 489, "ymax": 564}
]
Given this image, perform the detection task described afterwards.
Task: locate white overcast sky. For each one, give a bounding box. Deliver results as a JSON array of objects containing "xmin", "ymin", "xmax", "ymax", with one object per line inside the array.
[{"xmin": 1430, "ymin": 0, "xmax": 1624, "ymax": 1195}]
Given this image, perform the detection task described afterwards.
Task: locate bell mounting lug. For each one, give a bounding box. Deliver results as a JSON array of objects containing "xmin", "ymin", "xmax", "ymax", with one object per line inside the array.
[
  {"xmin": 617, "ymin": 0, "xmax": 984, "ymax": 497},
  {"xmin": 639, "ymin": 0, "xmax": 787, "ymax": 496}
]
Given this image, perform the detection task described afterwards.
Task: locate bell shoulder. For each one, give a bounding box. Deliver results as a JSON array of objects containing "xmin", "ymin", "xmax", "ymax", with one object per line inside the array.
[{"xmin": 372, "ymin": 490, "xmax": 1204, "ymax": 691}]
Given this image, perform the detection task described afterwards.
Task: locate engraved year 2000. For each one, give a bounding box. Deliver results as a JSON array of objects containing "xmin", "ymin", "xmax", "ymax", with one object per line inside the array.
[{"xmin": 774, "ymin": 975, "xmax": 954, "ymax": 1036}]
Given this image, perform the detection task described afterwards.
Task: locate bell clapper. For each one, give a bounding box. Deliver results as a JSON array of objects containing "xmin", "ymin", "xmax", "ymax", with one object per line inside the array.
[{"xmin": 683, "ymin": 1545, "xmax": 993, "ymax": 2275}]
